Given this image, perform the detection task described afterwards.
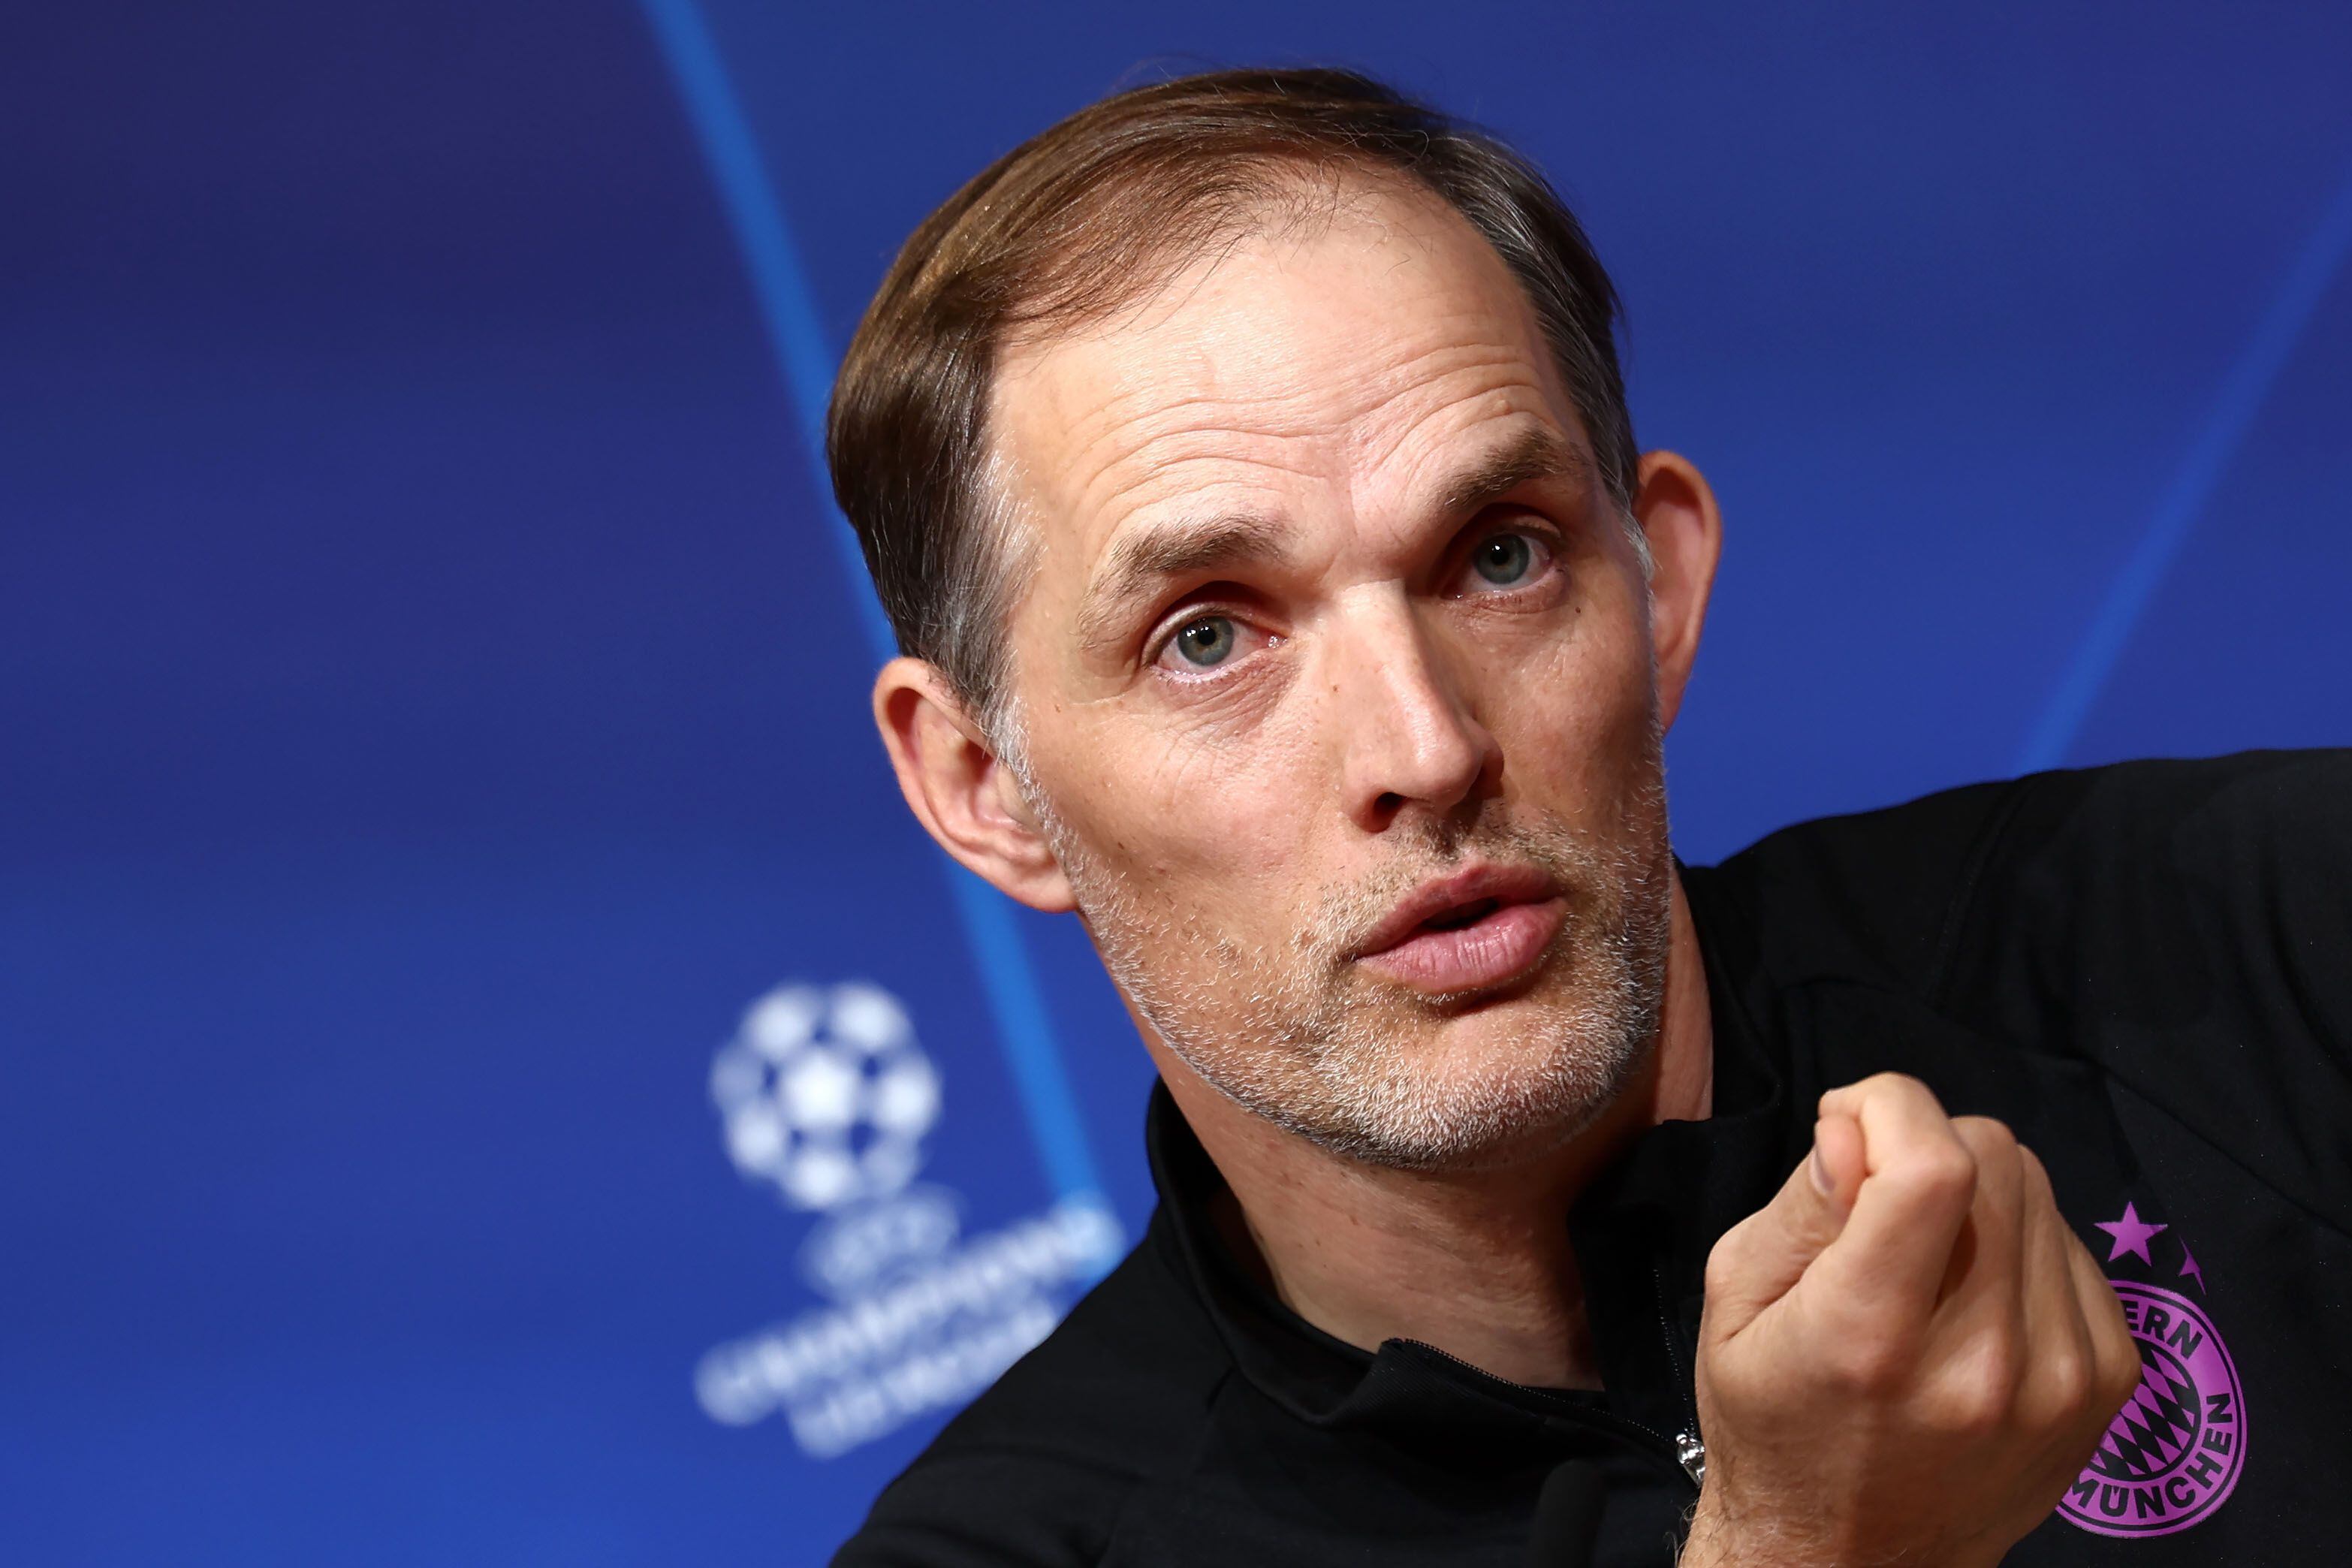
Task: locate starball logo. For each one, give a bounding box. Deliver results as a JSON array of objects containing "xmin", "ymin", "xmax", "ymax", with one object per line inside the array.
[
  {"xmin": 692, "ymin": 982, "xmax": 1122, "ymax": 1460},
  {"xmin": 708, "ymin": 982, "xmax": 939, "ymax": 1214}
]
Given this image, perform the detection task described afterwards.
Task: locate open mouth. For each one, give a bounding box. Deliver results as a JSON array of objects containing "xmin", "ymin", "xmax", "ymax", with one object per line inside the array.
[
  {"xmin": 1417, "ymin": 897, "xmax": 1502, "ymax": 933},
  {"xmin": 1352, "ymin": 867, "xmax": 1569, "ymax": 995}
]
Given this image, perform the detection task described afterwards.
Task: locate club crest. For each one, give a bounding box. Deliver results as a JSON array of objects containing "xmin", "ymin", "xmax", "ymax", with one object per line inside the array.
[{"xmin": 2058, "ymin": 1281, "xmax": 2245, "ymax": 1538}]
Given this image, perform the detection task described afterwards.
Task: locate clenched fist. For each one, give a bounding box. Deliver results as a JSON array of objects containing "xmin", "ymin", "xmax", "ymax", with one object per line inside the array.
[{"xmin": 1679, "ymin": 1073, "xmax": 2141, "ymax": 1567}]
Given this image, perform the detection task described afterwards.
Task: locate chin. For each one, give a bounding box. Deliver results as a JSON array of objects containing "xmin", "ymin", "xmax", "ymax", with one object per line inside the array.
[{"xmin": 1258, "ymin": 978, "xmax": 1658, "ymax": 1172}]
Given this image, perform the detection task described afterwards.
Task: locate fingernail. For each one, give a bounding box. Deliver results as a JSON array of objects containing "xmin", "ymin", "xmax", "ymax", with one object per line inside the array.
[{"xmin": 1809, "ymin": 1138, "xmax": 1832, "ymax": 1196}]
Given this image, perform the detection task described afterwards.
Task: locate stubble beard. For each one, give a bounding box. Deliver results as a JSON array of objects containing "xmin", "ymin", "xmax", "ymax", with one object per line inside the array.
[{"xmin": 1014, "ymin": 716, "xmax": 1676, "ymax": 1172}]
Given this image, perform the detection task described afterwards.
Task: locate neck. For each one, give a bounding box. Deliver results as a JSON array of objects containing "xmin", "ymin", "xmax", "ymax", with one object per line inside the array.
[{"xmin": 1153, "ymin": 865, "xmax": 1714, "ymax": 1390}]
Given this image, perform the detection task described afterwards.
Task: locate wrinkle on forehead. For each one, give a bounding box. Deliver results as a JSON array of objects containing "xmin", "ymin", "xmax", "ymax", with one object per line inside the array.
[{"xmin": 989, "ymin": 183, "xmax": 1572, "ymax": 564}]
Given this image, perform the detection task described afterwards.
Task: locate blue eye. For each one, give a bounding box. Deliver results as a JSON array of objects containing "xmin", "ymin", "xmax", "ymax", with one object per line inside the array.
[
  {"xmin": 1472, "ymin": 532, "xmax": 1538, "ymax": 585},
  {"xmin": 1171, "ymin": 616, "xmax": 1238, "ymax": 668}
]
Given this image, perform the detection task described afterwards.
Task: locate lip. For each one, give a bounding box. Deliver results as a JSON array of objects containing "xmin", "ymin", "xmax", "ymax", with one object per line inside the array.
[{"xmin": 1351, "ymin": 863, "xmax": 1567, "ymax": 995}]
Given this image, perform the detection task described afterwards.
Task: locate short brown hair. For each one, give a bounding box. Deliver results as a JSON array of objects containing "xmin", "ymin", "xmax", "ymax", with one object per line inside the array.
[{"xmin": 827, "ymin": 66, "xmax": 1638, "ymax": 730}]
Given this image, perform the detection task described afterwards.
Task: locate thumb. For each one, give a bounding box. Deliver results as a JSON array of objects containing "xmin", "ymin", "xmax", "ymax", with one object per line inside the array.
[{"xmin": 1701, "ymin": 1114, "xmax": 1865, "ymax": 1340}]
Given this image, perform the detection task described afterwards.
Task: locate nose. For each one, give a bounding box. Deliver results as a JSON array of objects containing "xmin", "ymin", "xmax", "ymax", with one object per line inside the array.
[{"xmin": 1327, "ymin": 593, "xmax": 1500, "ymax": 834}]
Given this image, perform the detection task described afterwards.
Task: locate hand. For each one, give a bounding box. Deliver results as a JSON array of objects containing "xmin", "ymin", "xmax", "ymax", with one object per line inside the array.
[{"xmin": 1679, "ymin": 1072, "xmax": 2140, "ymax": 1567}]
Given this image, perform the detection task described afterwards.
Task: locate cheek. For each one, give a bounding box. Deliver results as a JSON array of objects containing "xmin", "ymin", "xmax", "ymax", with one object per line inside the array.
[
  {"xmin": 1040, "ymin": 708, "xmax": 1320, "ymax": 896},
  {"xmin": 1485, "ymin": 585, "xmax": 1657, "ymax": 798}
]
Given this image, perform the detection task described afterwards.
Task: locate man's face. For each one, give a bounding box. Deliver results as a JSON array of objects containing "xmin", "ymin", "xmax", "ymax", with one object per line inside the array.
[{"xmin": 988, "ymin": 176, "xmax": 1674, "ymax": 1170}]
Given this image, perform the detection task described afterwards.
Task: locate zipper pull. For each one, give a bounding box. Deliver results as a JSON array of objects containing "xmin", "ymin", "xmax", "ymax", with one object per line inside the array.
[{"xmin": 1674, "ymin": 1429, "xmax": 1706, "ymax": 1488}]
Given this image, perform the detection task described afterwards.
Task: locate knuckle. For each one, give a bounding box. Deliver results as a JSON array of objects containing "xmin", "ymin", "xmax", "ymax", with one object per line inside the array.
[
  {"xmin": 2016, "ymin": 1143, "xmax": 2055, "ymax": 1200},
  {"xmin": 1823, "ymin": 1070, "xmax": 1932, "ymax": 1114},
  {"xmin": 2040, "ymin": 1345, "xmax": 2091, "ymax": 1413},
  {"xmin": 1951, "ymin": 1114, "xmax": 2018, "ymax": 1159},
  {"xmin": 1941, "ymin": 1383, "xmax": 2010, "ymax": 1439},
  {"xmin": 2100, "ymin": 1340, "xmax": 2147, "ymax": 1407},
  {"xmin": 1702, "ymin": 1238, "xmax": 1744, "ymax": 1298},
  {"xmin": 2084, "ymin": 1310, "xmax": 2144, "ymax": 1407},
  {"xmin": 1700, "ymin": 1214, "xmax": 1778, "ymax": 1301},
  {"xmin": 1865, "ymin": 1069, "xmax": 1930, "ymax": 1102},
  {"xmin": 1896, "ymin": 1142, "xmax": 1980, "ymax": 1206},
  {"xmin": 1952, "ymin": 1325, "xmax": 2027, "ymax": 1415},
  {"xmin": 1922, "ymin": 1359, "xmax": 2011, "ymax": 1437},
  {"xmin": 1826, "ymin": 1331, "xmax": 1913, "ymax": 1398},
  {"xmin": 2086, "ymin": 1274, "xmax": 2133, "ymax": 1335},
  {"xmin": 1983, "ymin": 1331, "xmax": 2027, "ymax": 1401}
]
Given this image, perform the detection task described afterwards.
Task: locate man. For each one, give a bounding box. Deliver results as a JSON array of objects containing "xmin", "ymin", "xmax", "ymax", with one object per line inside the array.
[{"xmin": 824, "ymin": 68, "xmax": 2348, "ymax": 1564}]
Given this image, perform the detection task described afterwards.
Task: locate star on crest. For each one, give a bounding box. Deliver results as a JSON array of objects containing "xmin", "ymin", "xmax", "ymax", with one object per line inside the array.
[
  {"xmin": 2095, "ymin": 1201, "xmax": 2167, "ymax": 1266},
  {"xmin": 2178, "ymin": 1240, "xmax": 2206, "ymax": 1295}
]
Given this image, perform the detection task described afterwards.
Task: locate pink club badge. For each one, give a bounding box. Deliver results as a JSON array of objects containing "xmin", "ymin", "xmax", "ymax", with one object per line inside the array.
[{"xmin": 2059, "ymin": 1280, "xmax": 2247, "ymax": 1537}]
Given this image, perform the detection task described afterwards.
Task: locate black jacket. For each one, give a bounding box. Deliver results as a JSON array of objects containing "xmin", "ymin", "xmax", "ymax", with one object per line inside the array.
[{"xmin": 836, "ymin": 751, "xmax": 2352, "ymax": 1564}]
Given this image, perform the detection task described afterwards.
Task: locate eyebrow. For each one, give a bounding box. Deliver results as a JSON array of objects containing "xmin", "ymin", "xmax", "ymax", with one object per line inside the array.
[
  {"xmin": 1076, "ymin": 510, "xmax": 1293, "ymax": 655},
  {"xmin": 1437, "ymin": 427, "xmax": 1591, "ymax": 516}
]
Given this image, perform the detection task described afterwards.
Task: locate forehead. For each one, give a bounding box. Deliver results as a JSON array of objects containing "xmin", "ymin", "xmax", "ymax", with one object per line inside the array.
[{"xmin": 985, "ymin": 175, "xmax": 1582, "ymax": 571}]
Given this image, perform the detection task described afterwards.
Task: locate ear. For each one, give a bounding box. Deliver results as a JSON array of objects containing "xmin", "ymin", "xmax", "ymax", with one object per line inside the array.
[
  {"xmin": 871, "ymin": 657, "xmax": 1075, "ymax": 914},
  {"xmin": 1630, "ymin": 451, "xmax": 1723, "ymax": 733}
]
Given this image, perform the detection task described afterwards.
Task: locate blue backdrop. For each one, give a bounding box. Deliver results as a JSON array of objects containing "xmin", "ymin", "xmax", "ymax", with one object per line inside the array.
[{"xmin": 5, "ymin": 3, "xmax": 2348, "ymax": 1562}]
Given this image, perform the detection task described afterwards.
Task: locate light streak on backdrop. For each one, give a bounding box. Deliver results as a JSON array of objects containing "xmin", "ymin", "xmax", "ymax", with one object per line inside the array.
[
  {"xmin": 638, "ymin": 0, "xmax": 1114, "ymax": 1220},
  {"xmin": 2015, "ymin": 158, "xmax": 2352, "ymax": 775}
]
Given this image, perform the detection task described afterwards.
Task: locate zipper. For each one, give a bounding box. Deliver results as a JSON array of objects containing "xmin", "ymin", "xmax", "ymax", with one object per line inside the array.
[
  {"xmin": 1674, "ymin": 1429, "xmax": 1707, "ymax": 1489},
  {"xmin": 1651, "ymin": 1260, "xmax": 1706, "ymax": 1490}
]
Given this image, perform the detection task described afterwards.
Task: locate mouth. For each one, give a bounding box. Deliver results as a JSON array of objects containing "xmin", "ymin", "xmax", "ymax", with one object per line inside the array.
[{"xmin": 1351, "ymin": 864, "xmax": 1569, "ymax": 996}]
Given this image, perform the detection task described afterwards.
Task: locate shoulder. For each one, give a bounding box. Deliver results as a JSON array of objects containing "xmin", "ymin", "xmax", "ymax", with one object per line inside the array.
[
  {"xmin": 1980, "ymin": 746, "xmax": 2351, "ymax": 901},
  {"xmin": 1929, "ymin": 749, "xmax": 2351, "ymax": 1024},
  {"xmin": 1943, "ymin": 751, "xmax": 2352, "ymax": 1159},
  {"xmin": 1702, "ymin": 747, "xmax": 2352, "ymax": 1002},
  {"xmin": 1709, "ymin": 748, "xmax": 2352, "ymax": 1228},
  {"xmin": 831, "ymin": 1214, "xmax": 1232, "ymax": 1567}
]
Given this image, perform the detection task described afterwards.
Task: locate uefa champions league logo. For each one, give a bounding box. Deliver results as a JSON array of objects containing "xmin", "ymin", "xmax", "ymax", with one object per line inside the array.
[
  {"xmin": 695, "ymin": 979, "xmax": 1122, "ymax": 1458},
  {"xmin": 710, "ymin": 982, "xmax": 942, "ymax": 1212}
]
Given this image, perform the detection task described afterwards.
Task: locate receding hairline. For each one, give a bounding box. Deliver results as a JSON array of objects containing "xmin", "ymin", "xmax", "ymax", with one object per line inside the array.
[{"xmin": 987, "ymin": 154, "xmax": 1455, "ymax": 346}]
